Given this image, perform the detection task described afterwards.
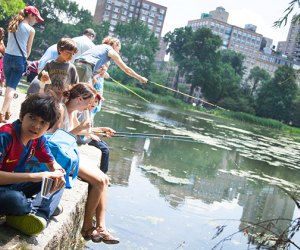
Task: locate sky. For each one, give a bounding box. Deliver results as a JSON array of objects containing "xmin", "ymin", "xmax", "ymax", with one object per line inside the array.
[{"xmin": 75, "ymin": 0, "xmax": 296, "ymax": 47}]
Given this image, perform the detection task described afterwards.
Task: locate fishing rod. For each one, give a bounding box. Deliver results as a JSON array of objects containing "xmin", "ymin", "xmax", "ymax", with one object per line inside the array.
[
  {"xmin": 109, "ymin": 77, "xmax": 151, "ymax": 103},
  {"xmin": 95, "ymin": 131, "xmax": 196, "ymax": 142},
  {"xmin": 115, "ymin": 131, "xmax": 193, "ymax": 139},
  {"xmin": 149, "ymin": 80, "xmax": 227, "ymax": 111}
]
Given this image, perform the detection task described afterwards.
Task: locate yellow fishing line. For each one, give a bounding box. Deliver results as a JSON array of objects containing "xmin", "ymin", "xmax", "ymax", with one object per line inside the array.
[
  {"xmin": 150, "ymin": 80, "xmax": 226, "ymax": 111},
  {"xmin": 110, "ymin": 77, "xmax": 151, "ymax": 103}
]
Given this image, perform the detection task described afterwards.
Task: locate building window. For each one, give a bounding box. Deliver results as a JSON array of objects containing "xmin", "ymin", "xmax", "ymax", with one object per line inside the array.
[
  {"xmin": 107, "ymin": 0, "xmax": 112, "ymax": 3},
  {"xmin": 121, "ymin": 15, "xmax": 126, "ymax": 21},
  {"xmin": 122, "ymin": 10, "xmax": 127, "ymax": 15},
  {"xmin": 106, "ymin": 4, "xmax": 111, "ymax": 10},
  {"xmin": 113, "ymin": 7, "xmax": 119, "ymax": 13},
  {"xmin": 158, "ymin": 14, "xmax": 164, "ymax": 20},
  {"xmin": 159, "ymin": 9, "xmax": 165, "ymax": 14},
  {"xmin": 128, "ymin": 12, "xmax": 133, "ymax": 17},
  {"xmin": 157, "ymin": 21, "xmax": 162, "ymax": 26},
  {"xmin": 151, "ymin": 6, "xmax": 157, "ymax": 11},
  {"xmin": 148, "ymin": 18, "xmax": 154, "ymax": 24},
  {"xmin": 112, "ymin": 13, "xmax": 118, "ymax": 19},
  {"xmin": 104, "ymin": 10, "xmax": 110, "ymax": 16},
  {"xmin": 156, "ymin": 27, "xmax": 161, "ymax": 33},
  {"xmin": 143, "ymin": 3, "xmax": 150, "ymax": 9},
  {"xmin": 129, "ymin": 6, "xmax": 134, "ymax": 11},
  {"xmin": 115, "ymin": 1, "xmax": 121, "ymax": 7},
  {"xmin": 140, "ymin": 16, "xmax": 147, "ymax": 21}
]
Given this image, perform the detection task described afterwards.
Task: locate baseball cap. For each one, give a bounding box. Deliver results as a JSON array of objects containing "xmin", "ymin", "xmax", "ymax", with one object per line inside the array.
[{"xmin": 25, "ymin": 6, "xmax": 44, "ymax": 23}]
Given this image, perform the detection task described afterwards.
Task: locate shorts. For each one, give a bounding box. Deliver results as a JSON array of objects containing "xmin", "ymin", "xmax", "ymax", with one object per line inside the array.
[
  {"xmin": 3, "ymin": 53, "xmax": 26, "ymax": 90},
  {"xmin": 74, "ymin": 60, "xmax": 93, "ymax": 84}
]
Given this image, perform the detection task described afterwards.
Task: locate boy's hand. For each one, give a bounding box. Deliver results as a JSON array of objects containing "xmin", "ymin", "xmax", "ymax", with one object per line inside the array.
[
  {"xmin": 44, "ymin": 171, "xmax": 66, "ymax": 192},
  {"xmin": 40, "ymin": 70, "xmax": 50, "ymax": 84}
]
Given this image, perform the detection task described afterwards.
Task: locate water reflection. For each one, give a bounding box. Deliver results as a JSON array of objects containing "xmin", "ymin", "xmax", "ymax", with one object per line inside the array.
[{"xmin": 89, "ymin": 94, "xmax": 300, "ymax": 249}]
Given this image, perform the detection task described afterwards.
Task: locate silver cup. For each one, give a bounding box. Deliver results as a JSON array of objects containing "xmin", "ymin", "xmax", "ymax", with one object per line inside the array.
[{"xmin": 41, "ymin": 177, "xmax": 54, "ymax": 199}]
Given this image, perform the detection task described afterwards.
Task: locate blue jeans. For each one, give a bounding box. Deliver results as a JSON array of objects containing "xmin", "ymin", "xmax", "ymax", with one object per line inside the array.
[
  {"xmin": 0, "ymin": 182, "xmax": 64, "ymax": 222},
  {"xmin": 88, "ymin": 140, "xmax": 110, "ymax": 173},
  {"xmin": 3, "ymin": 53, "xmax": 26, "ymax": 89}
]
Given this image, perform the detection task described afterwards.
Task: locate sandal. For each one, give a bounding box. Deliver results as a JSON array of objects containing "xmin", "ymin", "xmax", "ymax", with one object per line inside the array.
[
  {"xmin": 80, "ymin": 226, "xmax": 96, "ymax": 241},
  {"xmin": 4, "ymin": 112, "xmax": 11, "ymax": 121},
  {"xmin": 94, "ymin": 227, "xmax": 119, "ymax": 244}
]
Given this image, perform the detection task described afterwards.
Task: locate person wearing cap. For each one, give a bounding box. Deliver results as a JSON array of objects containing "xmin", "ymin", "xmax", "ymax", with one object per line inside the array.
[{"xmin": 0, "ymin": 6, "xmax": 44, "ymax": 123}]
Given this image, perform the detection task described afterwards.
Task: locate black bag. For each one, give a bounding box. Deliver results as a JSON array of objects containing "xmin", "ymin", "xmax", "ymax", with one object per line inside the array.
[{"xmin": 13, "ymin": 32, "xmax": 28, "ymax": 75}]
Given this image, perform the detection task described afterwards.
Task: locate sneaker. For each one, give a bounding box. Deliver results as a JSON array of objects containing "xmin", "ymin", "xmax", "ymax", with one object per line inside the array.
[
  {"xmin": 52, "ymin": 204, "xmax": 63, "ymax": 217},
  {"xmin": 6, "ymin": 214, "xmax": 47, "ymax": 236}
]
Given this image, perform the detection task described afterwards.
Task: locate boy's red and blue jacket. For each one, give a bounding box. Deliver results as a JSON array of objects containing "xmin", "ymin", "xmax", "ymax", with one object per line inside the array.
[{"xmin": 0, "ymin": 120, "xmax": 54, "ymax": 173}]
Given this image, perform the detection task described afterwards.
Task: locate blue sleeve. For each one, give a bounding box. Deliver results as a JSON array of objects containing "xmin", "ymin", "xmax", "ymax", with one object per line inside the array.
[{"xmin": 0, "ymin": 132, "xmax": 12, "ymax": 169}]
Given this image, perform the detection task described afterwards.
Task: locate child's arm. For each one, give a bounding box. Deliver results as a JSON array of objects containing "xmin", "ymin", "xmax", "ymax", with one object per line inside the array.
[{"xmin": 0, "ymin": 170, "xmax": 64, "ymax": 187}]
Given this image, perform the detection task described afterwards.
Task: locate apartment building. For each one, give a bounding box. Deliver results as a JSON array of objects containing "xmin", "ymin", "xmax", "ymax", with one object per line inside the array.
[
  {"xmin": 277, "ymin": 20, "xmax": 300, "ymax": 62},
  {"xmin": 187, "ymin": 11, "xmax": 294, "ymax": 77},
  {"xmin": 93, "ymin": 0, "xmax": 167, "ymax": 38}
]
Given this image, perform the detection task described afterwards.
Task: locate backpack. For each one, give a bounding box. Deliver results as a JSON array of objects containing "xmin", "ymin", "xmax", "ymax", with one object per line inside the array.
[{"xmin": 25, "ymin": 129, "xmax": 80, "ymax": 188}]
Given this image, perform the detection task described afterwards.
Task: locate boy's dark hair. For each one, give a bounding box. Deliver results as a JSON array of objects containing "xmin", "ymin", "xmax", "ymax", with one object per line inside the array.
[
  {"xmin": 57, "ymin": 37, "xmax": 78, "ymax": 55},
  {"xmin": 20, "ymin": 94, "xmax": 61, "ymax": 129}
]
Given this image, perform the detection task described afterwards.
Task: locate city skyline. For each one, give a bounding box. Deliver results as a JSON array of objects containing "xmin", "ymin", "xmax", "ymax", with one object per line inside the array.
[{"xmin": 75, "ymin": 0, "xmax": 294, "ymax": 47}]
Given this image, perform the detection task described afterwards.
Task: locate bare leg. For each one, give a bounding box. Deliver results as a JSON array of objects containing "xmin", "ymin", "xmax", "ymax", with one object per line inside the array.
[
  {"xmin": 95, "ymin": 172, "xmax": 109, "ymax": 229},
  {"xmin": 1, "ymin": 86, "xmax": 15, "ymax": 114},
  {"xmin": 78, "ymin": 164, "xmax": 108, "ymax": 231}
]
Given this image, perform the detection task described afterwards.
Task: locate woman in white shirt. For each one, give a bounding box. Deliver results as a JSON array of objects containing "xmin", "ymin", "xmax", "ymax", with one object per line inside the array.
[{"xmin": 0, "ymin": 6, "xmax": 43, "ymax": 123}]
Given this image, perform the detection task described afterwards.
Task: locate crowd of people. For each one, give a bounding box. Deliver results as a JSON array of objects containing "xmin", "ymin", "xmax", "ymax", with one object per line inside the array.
[{"xmin": 0, "ymin": 5, "xmax": 148, "ymax": 244}]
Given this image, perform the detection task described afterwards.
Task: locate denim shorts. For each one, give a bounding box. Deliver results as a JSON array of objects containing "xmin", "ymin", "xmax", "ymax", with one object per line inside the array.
[{"xmin": 3, "ymin": 53, "xmax": 26, "ymax": 90}]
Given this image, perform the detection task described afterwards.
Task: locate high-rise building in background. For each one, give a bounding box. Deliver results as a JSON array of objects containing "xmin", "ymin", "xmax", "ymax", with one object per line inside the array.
[
  {"xmin": 209, "ymin": 6, "xmax": 229, "ymax": 23},
  {"xmin": 277, "ymin": 20, "xmax": 300, "ymax": 62},
  {"xmin": 187, "ymin": 7, "xmax": 296, "ymax": 78},
  {"xmin": 94, "ymin": 0, "xmax": 167, "ymax": 38}
]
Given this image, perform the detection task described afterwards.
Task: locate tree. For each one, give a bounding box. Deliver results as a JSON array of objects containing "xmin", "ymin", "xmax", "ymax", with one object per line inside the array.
[
  {"xmin": 163, "ymin": 26, "xmax": 193, "ymax": 91},
  {"xmin": 247, "ymin": 66, "xmax": 271, "ymax": 96},
  {"xmin": 290, "ymin": 89, "xmax": 300, "ymax": 127},
  {"xmin": 111, "ymin": 20, "xmax": 159, "ymax": 84},
  {"xmin": 0, "ymin": 0, "xmax": 25, "ymax": 20},
  {"xmin": 184, "ymin": 28, "xmax": 223, "ymax": 102},
  {"xmin": 274, "ymin": 0, "xmax": 300, "ymax": 27},
  {"xmin": 255, "ymin": 66, "xmax": 298, "ymax": 122},
  {"xmin": 219, "ymin": 49, "xmax": 245, "ymax": 78}
]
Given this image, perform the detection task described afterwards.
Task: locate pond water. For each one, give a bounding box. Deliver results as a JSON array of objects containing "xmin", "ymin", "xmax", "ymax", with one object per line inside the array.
[{"xmin": 86, "ymin": 93, "xmax": 300, "ymax": 250}]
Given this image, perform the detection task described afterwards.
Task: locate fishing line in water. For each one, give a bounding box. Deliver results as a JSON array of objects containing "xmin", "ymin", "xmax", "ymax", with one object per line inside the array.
[
  {"xmin": 109, "ymin": 77, "xmax": 151, "ymax": 103},
  {"xmin": 149, "ymin": 80, "xmax": 227, "ymax": 111},
  {"xmin": 96, "ymin": 131, "xmax": 197, "ymax": 142}
]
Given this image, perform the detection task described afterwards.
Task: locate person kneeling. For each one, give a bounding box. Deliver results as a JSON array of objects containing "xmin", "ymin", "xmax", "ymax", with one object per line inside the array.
[{"xmin": 0, "ymin": 94, "xmax": 66, "ymax": 236}]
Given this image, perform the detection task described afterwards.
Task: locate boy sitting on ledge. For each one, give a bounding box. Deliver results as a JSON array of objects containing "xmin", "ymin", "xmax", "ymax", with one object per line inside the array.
[{"xmin": 0, "ymin": 94, "xmax": 66, "ymax": 236}]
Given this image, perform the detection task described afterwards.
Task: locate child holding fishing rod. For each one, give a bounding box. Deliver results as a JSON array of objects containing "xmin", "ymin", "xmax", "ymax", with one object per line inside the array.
[{"xmin": 77, "ymin": 91, "xmax": 115, "ymax": 174}]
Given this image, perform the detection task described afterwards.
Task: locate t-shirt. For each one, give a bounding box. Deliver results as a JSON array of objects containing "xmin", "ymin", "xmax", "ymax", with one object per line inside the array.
[
  {"xmin": 42, "ymin": 60, "xmax": 79, "ymax": 92},
  {"xmin": 0, "ymin": 120, "xmax": 54, "ymax": 173}
]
